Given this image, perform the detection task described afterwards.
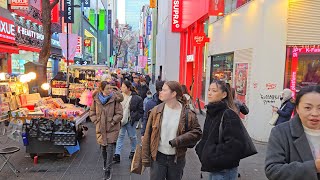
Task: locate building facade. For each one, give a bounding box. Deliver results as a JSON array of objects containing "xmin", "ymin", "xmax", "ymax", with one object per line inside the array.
[{"xmin": 206, "ymin": 0, "xmax": 320, "ymax": 141}]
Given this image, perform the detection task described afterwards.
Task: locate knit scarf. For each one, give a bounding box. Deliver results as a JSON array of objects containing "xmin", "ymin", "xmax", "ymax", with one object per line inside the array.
[{"xmin": 98, "ymin": 92, "xmax": 113, "ymax": 105}]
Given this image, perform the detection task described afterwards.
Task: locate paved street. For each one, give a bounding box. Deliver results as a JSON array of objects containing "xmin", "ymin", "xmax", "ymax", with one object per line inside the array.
[{"xmin": 0, "ymin": 113, "xmax": 268, "ymax": 180}]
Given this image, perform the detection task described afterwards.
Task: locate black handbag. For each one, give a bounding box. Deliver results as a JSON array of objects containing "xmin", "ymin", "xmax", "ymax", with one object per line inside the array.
[{"xmin": 219, "ymin": 109, "xmax": 257, "ymax": 159}]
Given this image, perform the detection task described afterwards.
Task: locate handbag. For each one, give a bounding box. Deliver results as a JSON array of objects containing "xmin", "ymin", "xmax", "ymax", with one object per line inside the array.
[
  {"xmin": 219, "ymin": 109, "xmax": 257, "ymax": 159},
  {"xmin": 130, "ymin": 144, "xmax": 145, "ymax": 174},
  {"xmin": 269, "ymin": 104, "xmax": 286, "ymax": 126}
]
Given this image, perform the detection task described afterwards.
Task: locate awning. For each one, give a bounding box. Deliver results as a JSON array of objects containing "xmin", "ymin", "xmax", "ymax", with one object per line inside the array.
[
  {"xmin": 0, "ymin": 44, "xmax": 19, "ymax": 54},
  {"xmin": 17, "ymin": 44, "xmax": 41, "ymax": 53}
]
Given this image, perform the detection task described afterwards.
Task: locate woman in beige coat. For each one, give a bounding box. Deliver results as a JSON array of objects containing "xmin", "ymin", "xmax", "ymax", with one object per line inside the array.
[{"xmin": 90, "ymin": 81, "xmax": 123, "ymax": 180}]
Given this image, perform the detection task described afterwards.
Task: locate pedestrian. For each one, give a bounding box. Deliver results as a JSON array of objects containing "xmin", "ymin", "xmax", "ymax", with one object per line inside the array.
[
  {"xmin": 89, "ymin": 81, "xmax": 123, "ymax": 180},
  {"xmin": 141, "ymin": 80, "xmax": 165, "ymax": 138},
  {"xmin": 138, "ymin": 77, "xmax": 150, "ymax": 100},
  {"xmin": 143, "ymin": 91, "xmax": 153, "ymax": 111},
  {"xmin": 132, "ymin": 74, "xmax": 140, "ymax": 88},
  {"xmin": 182, "ymin": 85, "xmax": 195, "ymax": 111},
  {"xmin": 195, "ymin": 80, "xmax": 249, "ymax": 180},
  {"xmin": 145, "ymin": 74, "xmax": 151, "ymax": 85},
  {"xmin": 228, "ymin": 85, "xmax": 249, "ymax": 115},
  {"xmin": 272, "ymin": 88, "xmax": 295, "ymax": 126},
  {"xmin": 265, "ymin": 85, "xmax": 320, "ymax": 180},
  {"xmin": 156, "ymin": 75, "xmax": 162, "ymax": 84},
  {"xmin": 142, "ymin": 81, "xmax": 202, "ymax": 180},
  {"xmin": 113, "ymin": 80, "xmax": 144, "ymax": 163}
]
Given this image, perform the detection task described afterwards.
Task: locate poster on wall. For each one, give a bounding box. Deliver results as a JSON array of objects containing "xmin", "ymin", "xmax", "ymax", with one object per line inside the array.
[
  {"xmin": 11, "ymin": 0, "xmax": 29, "ymax": 10},
  {"xmin": 235, "ymin": 63, "xmax": 248, "ymax": 96}
]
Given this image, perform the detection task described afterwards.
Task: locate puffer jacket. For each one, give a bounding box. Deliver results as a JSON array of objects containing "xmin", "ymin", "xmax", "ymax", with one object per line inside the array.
[
  {"xmin": 128, "ymin": 91, "xmax": 144, "ymax": 125},
  {"xmin": 90, "ymin": 91, "xmax": 123, "ymax": 145},
  {"xmin": 142, "ymin": 103, "xmax": 202, "ymax": 166},
  {"xmin": 275, "ymin": 98, "xmax": 295, "ymax": 126}
]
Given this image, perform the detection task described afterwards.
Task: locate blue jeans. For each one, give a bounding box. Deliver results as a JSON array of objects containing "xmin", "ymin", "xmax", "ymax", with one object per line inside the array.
[
  {"xmin": 208, "ymin": 167, "xmax": 238, "ymax": 180},
  {"xmin": 115, "ymin": 121, "xmax": 137, "ymax": 155}
]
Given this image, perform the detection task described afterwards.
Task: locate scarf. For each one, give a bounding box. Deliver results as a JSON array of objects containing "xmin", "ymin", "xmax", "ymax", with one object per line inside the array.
[{"xmin": 98, "ymin": 92, "xmax": 113, "ymax": 105}]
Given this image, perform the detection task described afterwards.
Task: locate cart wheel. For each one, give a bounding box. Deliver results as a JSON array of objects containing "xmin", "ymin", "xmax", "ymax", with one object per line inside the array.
[{"xmin": 30, "ymin": 154, "xmax": 36, "ymax": 159}]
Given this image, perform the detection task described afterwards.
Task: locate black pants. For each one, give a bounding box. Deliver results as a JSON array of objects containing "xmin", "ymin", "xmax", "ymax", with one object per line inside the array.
[
  {"xmin": 101, "ymin": 144, "xmax": 115, "ymax": 171},
  {"xmin": 150, "ymin": 151, "xmax": 186, "ymax": 180}
]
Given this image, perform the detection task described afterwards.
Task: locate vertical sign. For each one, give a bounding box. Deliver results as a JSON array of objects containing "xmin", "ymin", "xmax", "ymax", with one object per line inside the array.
[
  {"xmin": 172, "ymin": 0, "xmax": 182, "ymax": 32},
  {"xmin": 150, "ymin": 0, "xmax": 156, "ymax": 8},
  {"xmin": 75, "ymin": 36, "xmax": 82, "ymax": 57},
  {"xmin": 290, "ymin": 48, "xmax": 298, "ymax": 97},
  {"xmin": 139, "ymin": 36, "xmax": 143, "ymax": 49},
  {"xmin": 209, "ymin": 0, "xmax": 225, "ymax": 16},
  {"xmin": 83, "ymin": 0, "xmax": 90, "ymax": 7},
  {"xmin": 235, "ymin": 63, "xmax": 249, "ymax": 119},
  {"xmin": 99, "ymin": 9, "xmax": 105, "ymax": 30},
  {"xmin": 146, "ymin": 16, "xmax": 152, "ymax": 35},
  {"xmin": 64, "ymin": 0, "xmax": 74, "ymax": 23},
  {"xmin": 108, "ymin": 10, "xmax": 112, "ymax": 34},
  {"xmin": 51, "ymin": 0, "xmax": 59, "ymax": 23}
]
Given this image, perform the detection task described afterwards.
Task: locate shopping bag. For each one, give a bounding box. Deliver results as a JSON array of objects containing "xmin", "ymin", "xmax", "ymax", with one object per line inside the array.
[
  {"xmin": 269, "ymin": 112, "xmax": 279, "ymax": 126},
  {"xmin": 130, "ymin": 145, "xmax": 145, "ymax": 175}
]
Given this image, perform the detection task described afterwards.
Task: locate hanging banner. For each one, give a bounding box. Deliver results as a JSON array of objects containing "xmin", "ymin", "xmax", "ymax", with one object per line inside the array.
[
  {"xmin": 150, "ymin": 0, "xmax": 156, "ymax": 8},
  {"xmin": 58, "ymin": 33, "xmax": 78, "ymax": 60},
  {"xmin": 146, "ymin": 16, "xmax": 152, "ymax": 35},
  {"xmin": 209, "ymin": 0, "xmax": 225, "ymax": 16},
  {"xmin": 75, "ymin": 36, "xmax": 82, "ymax": 57},
  {"xmin": 83, "ymin": 0, "xmax": 90, "ymax": 7},
  {"xmin": 139, "ymin": 36, "xmax": 143, "ymax": 49},
  {"xmin": 0, "ymin": 0, "xmax": 8, "ymax": 9},
  {"xmin": 171, "ymin": 0, "xmax": 182, "ymax": 32},
  {"xmin": 29, "ymin": 0, "xmax": 41, "ymax": 10},
  {"xmin": 138, "ymin": 56, "xmax": 147, "ymax": 68},
  {"xmin": 51, "ymin": 0, "xmax": 59, "ymax": 23},
  {"xmin": 99, "ymin": 9, "xmax": 105, "ymax": 30},
  {"xmin": 11, "ymin": 0, "xmax": 29, "ymax": 10},
  {"xmin": 64, "ymin": 0, "xmax": 74, "ymax": 23},
  {"xmin": 0, "ymin": 17, "xmax": 15, "ymax": 44},
  {"xmin": 108, "ymin": 10, "xmax": 112, "ymax": 34},
  {"xmin": 193, "ymin": 32, "xmax": 210, "ymax": 47}
]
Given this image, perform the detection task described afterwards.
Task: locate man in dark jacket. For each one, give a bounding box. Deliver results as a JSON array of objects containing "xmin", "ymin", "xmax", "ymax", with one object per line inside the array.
[{"xmin": 141, "ymin": 81, "xmax": 165, "ymax": 137}]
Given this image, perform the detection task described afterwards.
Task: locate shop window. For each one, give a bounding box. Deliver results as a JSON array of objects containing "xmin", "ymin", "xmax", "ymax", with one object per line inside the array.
[
  {"xmin": 210, "ymin": 53, "xmax": 234, "ymax": 86},
  {"xmin": 284, "ymin": 46, "xmax": 320, "ymax": 96}
]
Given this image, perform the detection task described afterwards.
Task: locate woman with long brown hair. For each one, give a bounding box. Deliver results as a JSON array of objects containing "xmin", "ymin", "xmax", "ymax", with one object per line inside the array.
[
  {"xmin": 195, "ymin": 80, "xmax": 254, "ymax": 180},
  {"xmin": 142, "ymin": 81, "xmax": 202, "ymax": 180}
]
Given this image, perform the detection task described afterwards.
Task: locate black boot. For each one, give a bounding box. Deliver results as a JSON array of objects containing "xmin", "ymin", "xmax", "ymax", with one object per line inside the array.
[
  {"xmin": 104, "ymin": 170, "xmax": 112, "ymax": 180},
  {"xmin": 103, "ymin": 160, "xmax": 106, "ymax": 171},
  {"xmin": 113, "ymin": 154, "xmax": 120, "ymax": 163},
  {"xmin": 129, "ymin": 152, "xmax": 135, "ymax": 160}
]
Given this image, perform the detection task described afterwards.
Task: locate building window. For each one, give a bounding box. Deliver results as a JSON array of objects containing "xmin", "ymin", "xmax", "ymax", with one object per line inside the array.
[
  {"xmin": 284, "ymin": 46, "xmax": 320, "ymax": 95},
  {"xmin": 210, "ymin": 53, "xmax": 234, "ymax": 85}
]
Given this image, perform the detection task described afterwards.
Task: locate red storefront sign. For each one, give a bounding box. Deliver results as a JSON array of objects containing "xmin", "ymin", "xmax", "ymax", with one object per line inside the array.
[
  {"xmin": 193, "ymin": 33, "xmax": 210, "ymax": 47},
  {"xmin": 0, "ymin": 17, "xmax": 16, "ymax": 44},
  {"xmin": 76, "ymin": 37, "xmax": 82, "ymax": 53},
  {"xmin": 11, "ymin": 0, "xmax": 29, "ymax": 10},
  {"xmin": 209, "ymin": 0, "xmax": 225, "ymax": 16},
  {"xmin": 84, "ymin": 39, "xmax": 91, "ymax": 47},
  {"xmin": 139, "ymin": 36, "xmax": 143, "ymax": 49},
  {"xmin": 171, "ymin": 0, "xmax": 182, "ymax": 32},
  {"xmin": 51, "ymin": 0, "xmax": 59, "ymax": 23}
]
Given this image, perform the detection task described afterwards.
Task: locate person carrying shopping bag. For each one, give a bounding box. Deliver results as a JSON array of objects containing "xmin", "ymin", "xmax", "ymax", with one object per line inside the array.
[
  {"xmin": 142, "ymin": 81, "xmax": 202, "ymax": 180},
  {"xmin": 90, "ymin": 81, "xmax": 123, "ymax": 180}
]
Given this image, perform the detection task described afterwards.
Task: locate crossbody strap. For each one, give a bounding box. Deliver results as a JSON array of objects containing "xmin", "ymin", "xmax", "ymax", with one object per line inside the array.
[
  {"xmin": 218, "ymin": 110, "xmax": 228, "ymax": 144},
  {"xmin": 185, "ymin": 108, "xmax": 189, "ymax": 132}
]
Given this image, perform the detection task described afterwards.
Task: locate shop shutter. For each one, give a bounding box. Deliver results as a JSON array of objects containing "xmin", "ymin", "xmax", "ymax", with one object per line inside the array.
[{"xmin": 287, "ymin": 0, "xmax": 320, "ymax": 45}]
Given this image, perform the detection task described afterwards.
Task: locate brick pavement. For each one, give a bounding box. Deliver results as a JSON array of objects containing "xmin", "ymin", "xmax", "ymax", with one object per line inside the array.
[{"xmin": 0, "ymin": 114, "xmax": 268, "ymax": 180}]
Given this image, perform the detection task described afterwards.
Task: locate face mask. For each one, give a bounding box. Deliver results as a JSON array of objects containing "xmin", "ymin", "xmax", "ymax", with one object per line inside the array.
[
  {"xmin": 141, "ymin": 82, "xmax": 146, "ymax": 85},
  {"xmin": 147, "ymin": 95, "xmax": 152, "ymax": 98}
]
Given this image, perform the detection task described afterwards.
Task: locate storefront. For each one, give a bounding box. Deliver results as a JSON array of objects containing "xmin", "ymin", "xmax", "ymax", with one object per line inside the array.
[
  {"xmin": 49, "ymin": 33, "xmax": 62, "ymax": 80},
  {"xmin": 210, "ymin": 53, "xmax": 234, "ymax": 85},
  {"xmin": 0, "ymin": 8, "xmax": 19, "ymax": 73},
  {"xmin": 284, "ymin": 45, "xmax": 320, "ymax": 96},
  {"xmin": 82, "ymin": 19, "xmax": 97, "ymax": 64},
  {"xmin": 10, "ymin": 13, "xmax": 43, "ymax": 74}
]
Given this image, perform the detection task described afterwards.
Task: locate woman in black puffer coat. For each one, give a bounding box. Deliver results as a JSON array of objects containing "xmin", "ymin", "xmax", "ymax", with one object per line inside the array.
[{"xmin": 196, "ymin": 80, "xmax": 248, "ymax": 180}]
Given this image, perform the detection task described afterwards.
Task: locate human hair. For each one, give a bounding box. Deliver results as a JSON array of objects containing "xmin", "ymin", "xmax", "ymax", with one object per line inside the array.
[
  {"xmin": 165, "ymin": 81, "xmax": 187, "ymax": 104},
  {"xmin": 296, "ymin": 85, "xmax": 320, "ymax": 106},
  {"xmin": 122, "ymin": 80, "xmax": 137, "ymax": 93},
  {"xmin": 155, "ymin": 81, "xmax": 165, "ymax": 93},
  {"xmin": 140, "ymin": 77, "xmax": 146, "ymax": 82},
  {"xmin": 100, "ymin": 81, "xmax": 111, "ymax": 90},
  {"xmin": 210, "ymin": 80, "xmax": 238, "ymax": 112},
  {"xmin": 146, "ymin": 90, "xmax": 152, "ymax": 95},
  {"xmin": 181, "ymin": 85, "xmax": 191, "ymax": 97}
]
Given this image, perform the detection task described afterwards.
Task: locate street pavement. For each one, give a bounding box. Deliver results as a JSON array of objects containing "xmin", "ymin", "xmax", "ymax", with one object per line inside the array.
[{"xmin": 0, "ymin": 113, "xmax": 268, "ymax": 180}]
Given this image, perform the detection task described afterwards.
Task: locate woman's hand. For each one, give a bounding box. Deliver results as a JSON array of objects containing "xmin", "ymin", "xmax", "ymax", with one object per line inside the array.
[
  {"xmin": 316, "ymin": 159, "xmax": 320, "ymax": 173},
  {"xmin": 272, "ymin": 107, "xmax": 278, "ymax": 112}
]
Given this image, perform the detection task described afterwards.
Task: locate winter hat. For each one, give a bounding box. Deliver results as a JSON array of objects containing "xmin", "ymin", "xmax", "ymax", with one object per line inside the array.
[{"xmin": 281, "ymin": 89, "xmax": 292, "ymax": 103}]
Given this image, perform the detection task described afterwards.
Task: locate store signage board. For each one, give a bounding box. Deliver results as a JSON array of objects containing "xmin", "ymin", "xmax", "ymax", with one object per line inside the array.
[
  {"xmin": 171, "ymin": 0, "xmax": 182, "ymax": 32},
  {"xmin": 146, "ymin": 16, "xmax": 152, "ymax": 35},
  {"xmin": 11, "ymin": 0, "xmax": 29, "ymax": 10},
  {"xmin": 17, "ymin": 26, "xmax": 44, "ymax": 40},
  {"xmin": 64, "ymin": 0, "xmax": 74, "ymax": 23},
  {"xmin": 0, "ymin": 17, "xmax": 16, "ymax": 44},
  {"xmin": 209, "ymin": 0, "xmax": 225, "ymax": 16},
  {"xmin": 150, "ymin": 0, "xmax": 156, "ymax": 8},
  {"xmin": 84, "ymin": 39, "xmax": 91, "ymax": 46},
  {"xmin": 193, "ymin": 32, "xmax": 210, "ymax": 47},
  {"xmin": 83, "ymin": 0, "xmax": 90, "ymax": 7}
]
